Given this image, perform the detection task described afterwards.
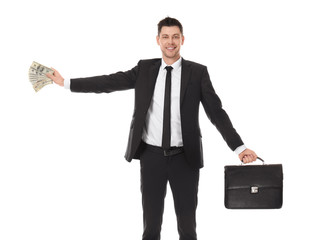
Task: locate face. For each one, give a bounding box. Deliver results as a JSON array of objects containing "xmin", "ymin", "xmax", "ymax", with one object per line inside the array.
[{"xmin": 156, "ymin": 26, "xmax": 184, "ymax": 64}]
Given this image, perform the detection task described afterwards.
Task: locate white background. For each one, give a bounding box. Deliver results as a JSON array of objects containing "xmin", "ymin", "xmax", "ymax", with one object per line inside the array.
[{"xmin": 1, "ymin": 0, "xmax": 333, "ymax": 239}]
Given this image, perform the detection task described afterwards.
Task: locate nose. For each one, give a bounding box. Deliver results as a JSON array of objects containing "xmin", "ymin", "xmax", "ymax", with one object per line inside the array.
[{"xmin": 167, "ymin": 37, "xmax": 172, "ymax": 45}]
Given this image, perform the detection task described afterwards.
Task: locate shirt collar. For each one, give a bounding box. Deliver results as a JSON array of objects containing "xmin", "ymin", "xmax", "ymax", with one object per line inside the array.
[{"xmin": 161, "ymin": 57, "xmax": 182, "ymax": 71}]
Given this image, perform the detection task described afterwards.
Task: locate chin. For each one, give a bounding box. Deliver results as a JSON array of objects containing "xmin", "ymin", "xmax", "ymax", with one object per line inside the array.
[{"xmin": 164, "ymin": 52, "xmax": 179, "ymax": 59}]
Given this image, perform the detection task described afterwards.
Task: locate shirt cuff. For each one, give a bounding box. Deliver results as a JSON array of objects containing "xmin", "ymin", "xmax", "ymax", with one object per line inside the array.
[
  {"xmin": 234, "ymin": 145, "xmax": 247, "ymax": 155},
  {"xmin": 64, "ymin": 78, "xmax": 71, "ymax": 90}
]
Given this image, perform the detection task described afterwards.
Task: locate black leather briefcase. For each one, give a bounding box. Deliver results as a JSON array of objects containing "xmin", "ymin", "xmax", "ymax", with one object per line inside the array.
[{"xmin": 224, "ymin": 158, "xmax": 283, "ymax": 209}]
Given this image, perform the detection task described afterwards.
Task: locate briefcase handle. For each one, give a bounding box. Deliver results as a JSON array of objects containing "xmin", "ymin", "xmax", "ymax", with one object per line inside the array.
[{"xmin": 241, "ymin": 157, "xmax": 265, "ymax": 165}]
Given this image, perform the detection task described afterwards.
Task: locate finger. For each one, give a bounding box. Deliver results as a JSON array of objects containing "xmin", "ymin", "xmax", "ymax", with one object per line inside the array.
[
  {"xmin": 46, "ymin": 73, "xmax": 55, "ymax": 80},
  {"xmin": 242, "ymin": 155, "xmax": 250, "ymax": 163},
  {"xmin": 52, "ymin": 68, "xmax": 59, "ymax": 76},
  {"xmin": 241, "ymin": 155, "xmax": 249, "ymax": 163},
  {"xmin": 249, "ymin": 153, "xmax": 257, "ymax": 162},
  {"xmin": 239, "ymin": 153, "xmax": 245, "ymax": 161},
  {"xmin": 50, "ymin": 67, "xmax": 61, "ymax": 77},
  {"xmin": 244, "ymin": 159, "xmax": 250, "ymax": 164},
  {"xmin": 246, "ymin": 155, "xmax": 254, "ymax": 163}
]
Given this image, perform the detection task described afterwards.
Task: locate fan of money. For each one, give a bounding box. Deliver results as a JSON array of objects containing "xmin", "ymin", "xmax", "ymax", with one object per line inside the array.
[{"xmin": 29, "ymin": 61, "xmax": 54, "ymax": 92}]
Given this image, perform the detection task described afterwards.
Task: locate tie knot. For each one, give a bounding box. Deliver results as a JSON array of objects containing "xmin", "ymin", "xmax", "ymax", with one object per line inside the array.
[{"xmin": 165, "ymin": 66, "xmax": 173, "ymax": 72}]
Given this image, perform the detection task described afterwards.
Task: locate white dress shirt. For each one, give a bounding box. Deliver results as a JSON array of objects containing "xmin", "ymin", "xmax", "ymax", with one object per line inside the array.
[
  {"xmin": 142, "ymin": 57, "xmax": 183, "ymax": 147},
  {"xmin": 64, "ymin": 57, "xmax": 246, "ymax": 155}
]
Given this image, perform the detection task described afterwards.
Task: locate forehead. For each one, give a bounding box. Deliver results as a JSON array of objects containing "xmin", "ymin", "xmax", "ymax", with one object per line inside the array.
[{"xmin": 159, "ymin": 26, "xmax": 182, "ymax": 36}]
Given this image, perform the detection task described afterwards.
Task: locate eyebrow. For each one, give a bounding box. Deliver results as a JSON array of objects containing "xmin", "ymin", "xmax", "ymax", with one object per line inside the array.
[{"xmin": 161, "ymin": 34, "xmax": 180, "ymax": 37}]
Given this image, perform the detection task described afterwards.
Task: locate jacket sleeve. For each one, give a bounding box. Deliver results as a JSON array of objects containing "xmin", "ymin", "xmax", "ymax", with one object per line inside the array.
[
  {"xmin": 70, "ymin": 62, "xmax": 139, "ymax": 93},
  {"xmin": 200, "ymin": 66, "xmax": 244, "ymax": 151}
]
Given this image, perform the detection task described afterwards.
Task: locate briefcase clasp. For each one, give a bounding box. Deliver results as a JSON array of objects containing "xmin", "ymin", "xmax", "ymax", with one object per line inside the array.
[{"xmin": 251, "ymin": 186, "xmax": 259, "ymax": 194}]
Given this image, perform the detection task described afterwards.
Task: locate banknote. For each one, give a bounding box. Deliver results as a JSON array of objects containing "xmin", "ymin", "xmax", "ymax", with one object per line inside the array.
[{"xmin": 28, "ymin": 61, "xmax": 54, "ymax": 92}]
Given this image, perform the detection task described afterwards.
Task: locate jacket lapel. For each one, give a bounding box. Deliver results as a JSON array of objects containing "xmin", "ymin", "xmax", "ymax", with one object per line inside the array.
[
  {"xmin": 180, "ymin": 58, "xmax": 191, "ymax": 106},
  {"xmin": 143, "ymin": 59, "xmax": 161, "ymax": 111}
]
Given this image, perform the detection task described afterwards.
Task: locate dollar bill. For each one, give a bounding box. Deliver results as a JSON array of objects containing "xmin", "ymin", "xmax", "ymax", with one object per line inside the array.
[{"xmin": 28, "ymin": 61, "xmax": 54, "ymax": 92}]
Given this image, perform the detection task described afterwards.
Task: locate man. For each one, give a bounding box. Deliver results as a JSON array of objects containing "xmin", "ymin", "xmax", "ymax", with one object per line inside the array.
[{"xmin": 47, "ymin": 17, "xmax": 257, "ymax": 240}]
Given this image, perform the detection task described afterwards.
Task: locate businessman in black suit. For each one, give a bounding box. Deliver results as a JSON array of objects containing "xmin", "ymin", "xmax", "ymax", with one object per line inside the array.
[{"xmin": 48, "ymin": 17, "xmax": 257, "ymax": 240}]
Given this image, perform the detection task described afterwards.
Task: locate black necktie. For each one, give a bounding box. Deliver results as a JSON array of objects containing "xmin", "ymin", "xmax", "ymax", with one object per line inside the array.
[{"xmin": 162, "ymin": 66, "xmax": 173, "ymax": 150}]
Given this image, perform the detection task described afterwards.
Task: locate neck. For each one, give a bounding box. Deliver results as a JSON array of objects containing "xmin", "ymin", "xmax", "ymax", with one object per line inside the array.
[{"xmin": 162, "ymin": 55, "xmax": 181, "ymax": 66}]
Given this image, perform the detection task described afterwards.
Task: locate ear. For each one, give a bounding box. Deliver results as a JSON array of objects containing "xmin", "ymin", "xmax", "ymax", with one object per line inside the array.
[
  {"xmin": 156, "ymin": 35, "xmax": 160, "ymax": 45},
  {"xmin": 181, "ymin": 35, "xmax": 185, "ymax": 45}
]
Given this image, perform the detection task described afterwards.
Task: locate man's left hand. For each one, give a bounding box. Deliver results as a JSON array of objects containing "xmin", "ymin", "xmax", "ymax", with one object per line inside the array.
[{"xmin": 238, "ymin": 148, "xmax": 258, "ymax": 164}]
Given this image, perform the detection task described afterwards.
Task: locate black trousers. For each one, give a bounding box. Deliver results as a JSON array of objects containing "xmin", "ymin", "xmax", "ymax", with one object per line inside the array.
[{"xmin": 140, "ymin": 145, "xmax": 200, "ymax": 240}]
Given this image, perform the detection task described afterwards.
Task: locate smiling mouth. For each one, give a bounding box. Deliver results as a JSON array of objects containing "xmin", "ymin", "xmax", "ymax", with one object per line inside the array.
[{"xmin": 167, "ymin": 47, "xmax": 176, "ymax": 51}]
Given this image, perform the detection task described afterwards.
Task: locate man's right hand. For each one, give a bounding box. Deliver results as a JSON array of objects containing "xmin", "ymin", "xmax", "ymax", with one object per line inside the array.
[{"xmin": 46, "ymin": 68, "xmax": 64, "ymax": 87}]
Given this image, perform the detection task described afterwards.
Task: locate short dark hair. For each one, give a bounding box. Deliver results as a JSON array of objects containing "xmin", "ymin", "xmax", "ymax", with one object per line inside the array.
[{"xmin": 157, "ymin": 17, "xmax": 183, "ymax": 36}]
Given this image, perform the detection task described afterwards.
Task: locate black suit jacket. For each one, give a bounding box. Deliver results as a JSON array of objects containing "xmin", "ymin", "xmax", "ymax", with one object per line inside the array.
[{"xmin": 70, "ymin": 58, "xmax": 243, "ymax": 169}]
